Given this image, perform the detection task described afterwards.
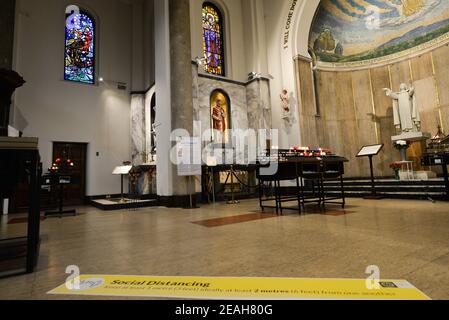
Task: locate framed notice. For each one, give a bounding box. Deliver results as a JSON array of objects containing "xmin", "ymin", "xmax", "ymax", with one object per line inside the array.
[
  {"xmin": 177, "ymin": 137, "xmax": 201, "ymax": 177},
  {"xmin": 357, "ymin": 144, "xmax": 384, "ymax": 158}
]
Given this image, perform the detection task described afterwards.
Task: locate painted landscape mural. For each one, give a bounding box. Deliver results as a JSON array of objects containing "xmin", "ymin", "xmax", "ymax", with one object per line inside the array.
[{"xmin": 309, "ymin": 0, "xmax": 449, "ymax": 63}]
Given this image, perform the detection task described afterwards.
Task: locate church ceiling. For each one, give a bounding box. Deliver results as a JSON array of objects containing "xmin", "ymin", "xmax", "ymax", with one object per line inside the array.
[{"xmin": 309, "ymin": 0, "xmax": 449, "ymax": 64}]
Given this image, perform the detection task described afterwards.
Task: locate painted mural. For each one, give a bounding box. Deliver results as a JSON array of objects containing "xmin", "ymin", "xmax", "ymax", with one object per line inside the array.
[{"xmin": 309, "ymin": 0, "xmax": 449, "ymax": 63}]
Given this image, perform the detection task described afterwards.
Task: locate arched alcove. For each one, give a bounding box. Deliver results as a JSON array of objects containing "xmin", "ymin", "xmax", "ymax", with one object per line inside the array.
[{"xmin": 210, "ymin": 89, "xmax": 231, "ymax": 143}]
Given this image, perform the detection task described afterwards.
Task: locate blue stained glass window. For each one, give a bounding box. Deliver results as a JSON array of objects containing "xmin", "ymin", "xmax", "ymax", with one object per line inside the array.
[
  {"xmin": 64, "ymin": 11, "xmax": 95, "ymax": 84},
  {"xmin": 202, "ymin": 3, "xmax": 225, "ymax": 76}
]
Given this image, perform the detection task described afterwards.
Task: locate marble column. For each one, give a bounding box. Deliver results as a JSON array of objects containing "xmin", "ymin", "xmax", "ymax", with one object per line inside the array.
[
  {"xmin": 169, "ymin": 0, "xmax": 194, "ymax": 197},
  {"xmin": 131, "ymin": 94, "xmax": 146, "ymax": 166},
  {"xmin": 154, "ymin": 0, "xmax": 194, "ymax": 204}
]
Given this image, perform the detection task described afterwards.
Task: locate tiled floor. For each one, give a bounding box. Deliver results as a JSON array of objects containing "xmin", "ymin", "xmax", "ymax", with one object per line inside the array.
[{"xmin": 0, "ymin": 198, "xmax": 448, "ymax": 300}]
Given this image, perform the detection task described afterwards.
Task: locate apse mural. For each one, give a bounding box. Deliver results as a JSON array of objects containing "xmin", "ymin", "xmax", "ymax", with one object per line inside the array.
[
  {"xmin": 309, "ymin": 0, "xmax": 449, "ymax": 63},
  {"xmin": 64, "ymin": 11, "xmax": 95, "ymax": 84}
]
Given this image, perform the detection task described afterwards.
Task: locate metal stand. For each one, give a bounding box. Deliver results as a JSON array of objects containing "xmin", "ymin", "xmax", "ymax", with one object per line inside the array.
[
  {"xmin": 227, "ymin": 165, "xmax": 240, "ymax": 205},
  {"xmin": 364, "ymin": 155, "xmax": 383, "ymax": 200},
  {"xmin": 185, "ymin": 176, "xmax": 199, "ymax": 209},
  {"xmin": 45, "ymin": 183, "xmax": 76, "ymax": 217},
  {"xmin": 118, "ymin": 174, "xmax": 128, "ymax": 204},
  {"xmin": 211, "ymin": 167, "xmax": 216, "ymax": 204}
]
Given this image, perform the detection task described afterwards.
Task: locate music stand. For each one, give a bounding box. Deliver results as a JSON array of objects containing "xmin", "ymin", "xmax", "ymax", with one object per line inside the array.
[
  {"xmin": 357, "ymin": 144, "xmax": 384, "ymax": 200},
  {"xmin": 113, "ymin": 165, "xmax": 132, "ymax": 203}
]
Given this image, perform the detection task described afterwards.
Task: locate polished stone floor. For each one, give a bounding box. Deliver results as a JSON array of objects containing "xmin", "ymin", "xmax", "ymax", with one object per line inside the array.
[{"xmin": 0, "ymin": 198, "xmax": 448, "ymax": 300}]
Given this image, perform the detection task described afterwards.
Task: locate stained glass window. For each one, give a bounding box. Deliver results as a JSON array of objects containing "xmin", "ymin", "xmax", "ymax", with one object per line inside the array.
[
  {"xmin": 64, "ymin": 10, "xmax": 95, "ymax": 84},
  {"xmin": 202, "ymin": 3, "xmax": 225, "ymax": 76}
]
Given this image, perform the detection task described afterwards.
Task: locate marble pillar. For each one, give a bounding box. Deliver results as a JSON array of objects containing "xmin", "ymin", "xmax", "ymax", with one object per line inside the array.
[
  {"xmin": 168, "ymin": 0, "xmax": 194, "ymax": 197},
  {"xmin": 131, "ymin": 94, "xmax": 146, "ymax": 166},
  {"xmin": 155, "ymin": 0, "xmax": 193, "ymax": 200}
]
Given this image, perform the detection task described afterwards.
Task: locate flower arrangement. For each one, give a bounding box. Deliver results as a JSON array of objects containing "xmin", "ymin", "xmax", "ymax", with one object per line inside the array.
[{"xmin": 389, "ymin": 162, "xmax": 402, "ymax": 180}]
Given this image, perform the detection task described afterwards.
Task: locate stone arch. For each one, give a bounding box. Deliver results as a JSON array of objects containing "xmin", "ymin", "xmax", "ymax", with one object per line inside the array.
[{"xmin": 291, "ymin": 0, "xmax": 320, "ymax": 59}]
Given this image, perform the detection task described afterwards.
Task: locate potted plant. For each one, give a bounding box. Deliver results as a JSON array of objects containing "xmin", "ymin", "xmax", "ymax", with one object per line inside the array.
[{"xmin": 389, "ymin": 162, "xmax": 402, "ymax": 180}]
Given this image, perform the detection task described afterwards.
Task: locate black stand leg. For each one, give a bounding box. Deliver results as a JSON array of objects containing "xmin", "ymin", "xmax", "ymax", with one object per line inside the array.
[
  {"xmin": 259, "ymin": 180, "xmax": 264, "ymax": 211},
  {"xmin": 296, "ymin": 177, "xmax": 302, "ymax": 215},
  {"xmin": 274, "ymin": 181, "xmax": 282, "ymax": 215},
  {"xmin": 364, "ymin": 155, "xmax": 383, "ymax": 200},
  {"xmin": 320, "ymin": 177, "xmax": 325, "ymax": 209}
]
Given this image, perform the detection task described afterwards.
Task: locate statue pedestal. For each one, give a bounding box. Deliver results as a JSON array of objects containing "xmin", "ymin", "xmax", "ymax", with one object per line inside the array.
[
  {"xmin": 391, "ymin": 131, "xmax": 430, "ymax": 143},
  {"xmin": 392, "ymin": 131, "xmax": 433, "ymax": 180},
  {"xmin": 399, "ymin": 171, "xmax": 437, "ymax": 181}
]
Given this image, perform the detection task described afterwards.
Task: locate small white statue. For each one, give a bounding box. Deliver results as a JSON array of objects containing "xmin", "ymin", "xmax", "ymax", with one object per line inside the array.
[
  {"xmin": 384, "ymin": 83, "xmax": 421, "ymax": 134},
  {"xmin": 280, "ymin": 89, "xmax": 291, "ymax": 120}
]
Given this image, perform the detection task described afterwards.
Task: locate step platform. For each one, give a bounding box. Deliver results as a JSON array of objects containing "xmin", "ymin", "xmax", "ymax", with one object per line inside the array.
[
  {"xmin": 91, "ymin": 198, "xmax": 158, "ymax": 211},
  {"xmin": 319, "ymin": 178, "xmax": 448, "ymax": 201}
]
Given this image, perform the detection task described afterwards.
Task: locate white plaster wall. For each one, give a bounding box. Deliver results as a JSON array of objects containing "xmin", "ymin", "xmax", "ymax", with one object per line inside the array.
[
  {"xmin": 241, "ymin": 0, "xmax": 269, "ymax": 76},
  {"xmin": 13, "ymin": 0, "xmax": 133, "ymax": 196},
  {"xmin": 262, "ymin": 0, "xmax": 319, "ymax": 149},
  {"xmin": 131, "ymin": 0, "xmax": 155, "ymax": 92}
]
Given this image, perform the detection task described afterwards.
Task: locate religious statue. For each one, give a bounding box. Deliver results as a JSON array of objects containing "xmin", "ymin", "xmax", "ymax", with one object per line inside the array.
[
  {"xmin": 212, "ymin": 98, "xmax": 227, "ymax": 133},
  {"xmin": 0, "ymin": 69, "xmax": 25, "ymax": 136},
  {"xmin": 384, "ymin": 83, "xmax": 421, "ymax": 134},
  {"xmin": 280, "ymin": 90, "xmax": 290, "ymax": 119}
]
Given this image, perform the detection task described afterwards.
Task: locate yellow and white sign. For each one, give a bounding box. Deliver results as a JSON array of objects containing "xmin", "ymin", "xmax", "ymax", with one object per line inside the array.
[{"xmin": 48, "ymin": 275, "xmax": 430, "ymax": 300}]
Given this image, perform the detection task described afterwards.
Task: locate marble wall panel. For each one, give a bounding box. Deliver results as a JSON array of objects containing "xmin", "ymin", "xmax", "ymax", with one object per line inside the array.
[
  {"xmin": 246, "ymin": 79, "xmax": 272, "ymax": 133},
  {"xmin": 389, "ymin": 60, "xmax": 412, "ymax": 90},
  {"xmin": 131, "ymin": 94, "xmax": 146, "ymax": 166},
  {"xmin": 295, "ymin": 58, "xmax": 322, "ymax": 148},
  {"xmin": 371, "ymin": 66, "xmax": 395, "ymax": 175},
  {"xmin": 411, "ymin": 53, "xmax": 433, "ymax": 81},
  {"xmin": 415, "ymin": 77, "xmax": 439, "ymax": 134},
  {"xmin": 351, "ymin": 70, "xmax": 376, "ymax": 176},
  {"xmin": 432, "ymin": 46, "xmax": 449, "ymax": 132}
]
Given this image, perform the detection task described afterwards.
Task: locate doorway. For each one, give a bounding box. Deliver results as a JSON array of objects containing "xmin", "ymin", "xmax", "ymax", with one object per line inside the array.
[{"xmin": 52, "ymin": 142, "xmax": 87, "ymax": 206}]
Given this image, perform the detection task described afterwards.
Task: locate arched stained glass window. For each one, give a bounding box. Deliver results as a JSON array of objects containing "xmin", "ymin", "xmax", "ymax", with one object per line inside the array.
[
  {"xmin": 202, "ymin": 3, "xmax": 225, "ymax": 76},
  {"xmin": 64, "ymin": 9, "xmax": 95, "ymax": 84}
]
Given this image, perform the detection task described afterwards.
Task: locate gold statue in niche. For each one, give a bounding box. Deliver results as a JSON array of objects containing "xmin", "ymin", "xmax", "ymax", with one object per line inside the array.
[{"xmin": 210, "ymin": 90, "xmax": 230, "ymax": 142}]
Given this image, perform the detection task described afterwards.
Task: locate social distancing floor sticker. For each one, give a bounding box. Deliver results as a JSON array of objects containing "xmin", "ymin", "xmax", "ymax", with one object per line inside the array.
[{"xmin": 48, "ymin": 275, "xmax": 431, "ymax": 300}]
